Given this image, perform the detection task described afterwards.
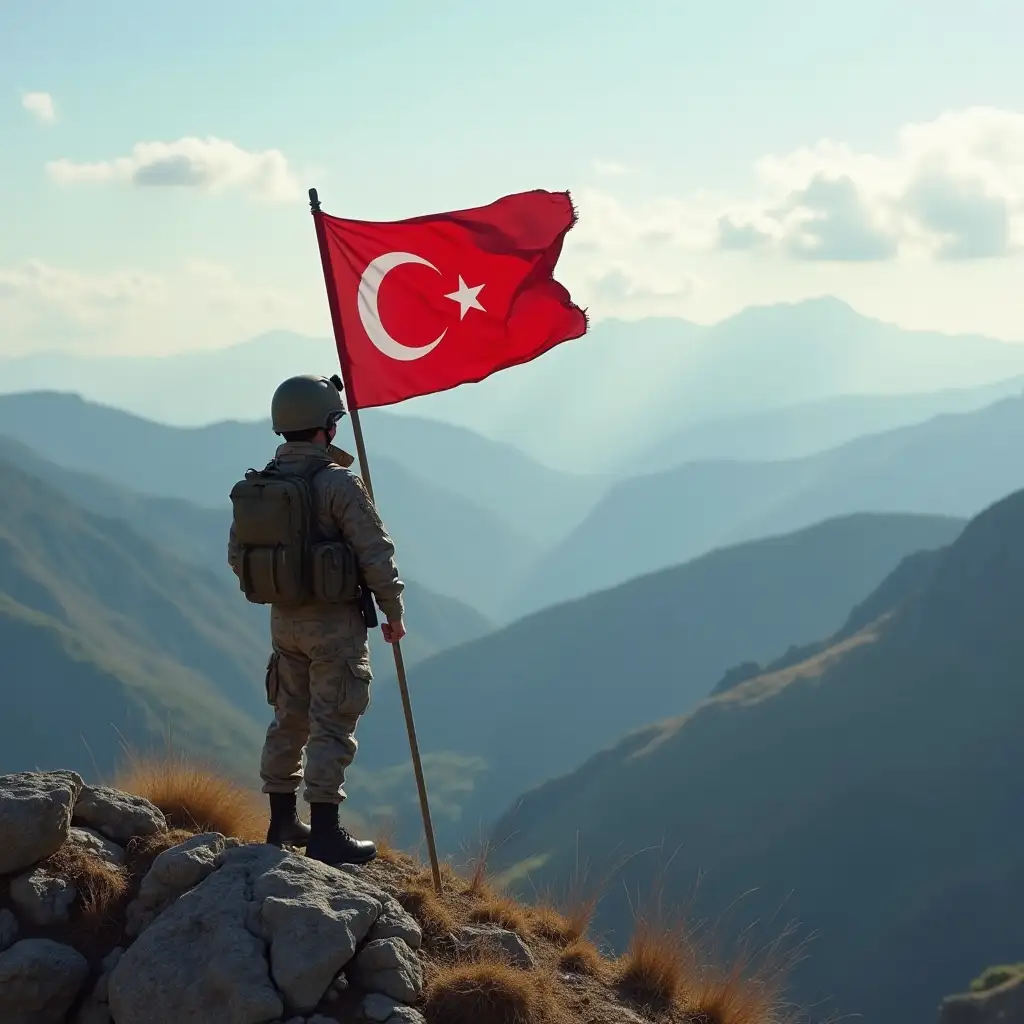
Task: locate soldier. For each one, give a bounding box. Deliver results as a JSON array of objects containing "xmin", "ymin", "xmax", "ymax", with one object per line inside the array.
[{"xmin": 227, "ymin": 374, "xmax": 405, "ymax": 866}]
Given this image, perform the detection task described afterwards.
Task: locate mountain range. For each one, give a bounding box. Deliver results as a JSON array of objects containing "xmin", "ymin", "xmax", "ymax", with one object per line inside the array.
[
  {"xmin": 8, "ymin": 387, "xmax": 1024, "ymax": 622},
  {"xmin": 0, "ymin": 431, "xmax": 507, "ymax": 782},
  {"xmin": 489, "ymin": 486, "xmax": 1024, "ymax": 1024},
  {"xmin": 352, "ymin": 511, "xmax": 964, "ymax": 849},
  {"xmin": 514, "ymin": 393, "xmax": 1024, "ymax": 611},
  {"xmin": 6, "ymin": 298, "xmax": 1024, "ymax": 473},
  {"xmin": 0, "ymin": 392, "xmax": 564, "ymax": 619}
]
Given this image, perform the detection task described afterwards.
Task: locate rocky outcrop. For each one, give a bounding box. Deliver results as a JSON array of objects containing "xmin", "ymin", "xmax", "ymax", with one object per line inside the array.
[
  {"xmin": 0, "ymin": 770, "xmax": 429, "ymax": 1024},
  {"xmin": 457, "ymin": 923, "xmax": 537, "ymax": 968},
  {"xmin": 0, "ymin": 771, "xmax": 83, "ymax": 874},
  {"xmin": 0, "ymin": 938, "xmax": 90, "ymax": 1024},
  {"xmin": 10, "ymin": 866, "xmax": 78, "ymax": 926},
  {"xmin": 123, "ymin": 831, "xmax": 239, "ymax": 937},
  {"xmin": 68, "ymin": 828, "xmax": 125, "ymax": 868},
  {"xmin": 109, "ymin": 843, "xmax": 424, "ymax": 1023},
  {"xmin": 72, "ymin": 785, "xmax": 167, "ymax": 843},
  {"xmin": 940, "ymin": 974, "xmax": 1024, "ymax": 1024}
]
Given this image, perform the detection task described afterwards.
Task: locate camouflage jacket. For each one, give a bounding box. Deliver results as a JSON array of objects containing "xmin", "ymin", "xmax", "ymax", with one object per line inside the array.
[{"xmin": 227, "ymin": 441, "xmax": 405, "ymax": 621}]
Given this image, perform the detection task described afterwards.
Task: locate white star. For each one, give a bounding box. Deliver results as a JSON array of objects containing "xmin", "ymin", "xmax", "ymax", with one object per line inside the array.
[{"xmin": 444, "ymin": 276, "xmax": 486, "ymax": 320}]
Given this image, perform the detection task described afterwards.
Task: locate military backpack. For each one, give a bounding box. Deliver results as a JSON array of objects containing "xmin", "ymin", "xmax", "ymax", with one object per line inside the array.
[{"xmin": 229, "ymin": 459, "xmax": 360, "ymax": 606}]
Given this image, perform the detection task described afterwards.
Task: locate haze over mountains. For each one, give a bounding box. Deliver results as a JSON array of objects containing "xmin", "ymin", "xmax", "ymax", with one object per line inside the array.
[
  {"xmin": 490, "ymin": 486, "xmax": 1024, "ymax": 1024},
  {"xmin": 5, "ymin": 297, "xmax": 1024, "ymax": 473},
  {"xmin": 5, "ymin": 295, "xmax": 1024, "ymax": 1023},
  {"xmin": 6, "ymin": 379, "xmax": 1024, "ymax": 621},
  {"xmin": 0, "ymin": 393, "xmax": 555, "ymax": 620},
  {"xmin": 515, "ymin": 393, "xmax": 1024, "ymax": 611}
]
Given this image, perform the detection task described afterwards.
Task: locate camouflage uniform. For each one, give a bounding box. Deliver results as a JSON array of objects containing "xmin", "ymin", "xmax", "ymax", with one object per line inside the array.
[{"xmin": 228, "ymin": 441, "xmax": 404, "ymax": 806}]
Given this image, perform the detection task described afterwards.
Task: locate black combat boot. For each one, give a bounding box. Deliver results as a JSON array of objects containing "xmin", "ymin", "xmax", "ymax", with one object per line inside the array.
[
  {"xmin": 305, "ymin": 801, "xmax": 377, "ymax": 866},
  {"xmin": 266, "ymin": 792, "xmax": 311, "ymax": 848}
]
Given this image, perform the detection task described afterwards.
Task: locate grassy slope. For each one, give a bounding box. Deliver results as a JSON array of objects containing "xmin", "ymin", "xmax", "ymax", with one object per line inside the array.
[
  {"xmin": 0, "ymin": 460, "xmax": 272, "ymax": 778},
  {"xmin": 489, "ymin": 487, "xmax": 1024, "ymax": 1024}
]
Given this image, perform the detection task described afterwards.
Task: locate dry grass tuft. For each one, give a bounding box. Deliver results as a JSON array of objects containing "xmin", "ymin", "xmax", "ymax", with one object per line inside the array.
[
  {"xmin": 465, "ymin": 841, "xmax": 493, "ymax": 898},
  {"xmin": 42, "ymin": 843, "xmax": 129, "ymax": 924},
  {"xmin": 124, "ymin": 827, "xmax": 197, "ymax": 868},
  {"xmin": 115, "ymin": 752, "xmax": 267, "ymax": 842},
  {"xmin": 557, "ymin": 938, "xmax": 605, "ymax": 977},
  {"xmin": 468, "ymin": 892, "xmax": 531, "ymax": 935},
  {"xmin": 616, "ymin": 913, "xmax": 693, "ymax": 1008},
  {"xmin": 522, "ymin": 849, "xmax": 604, "ymax": 947},
  {"xmin": 679, "ymin": 926, "xmax": 801, "ymax": 1024},
  {"xmin": 424, "ymin": 961, "xmax": 564, "ymax": 1024},
  {"xmin": 398, "ymin": 881, "xmax": 457, "ymax": 942},
  {"xmin": 526, "ymin": 903, "xmax": 576, "ymax": 944},
  {"xmin": 682, "ymin": 964, "xmax": 791, "ymax": 1024}
]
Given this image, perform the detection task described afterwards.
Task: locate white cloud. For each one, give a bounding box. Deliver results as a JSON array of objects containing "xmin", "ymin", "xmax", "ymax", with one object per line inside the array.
[
  {"xmin": 0, "ymin": 261, "xmax": 163, "ymax": 324},
  {"xmin": 21, "ymin": 92, "xmax": 55, "ymax": 122},
  {"xmin": 46, "ymin": 136, "xmax": 301, "ymax": 201},
  {"xmin": 577, "ymin": 107, "xmax": 1024, "ymax": 265},
  {"xmin": 0, "ymin": 259, "xmax": 323, "ymax": 356}
]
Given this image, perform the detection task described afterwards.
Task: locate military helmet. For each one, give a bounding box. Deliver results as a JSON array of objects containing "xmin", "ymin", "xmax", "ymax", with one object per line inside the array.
[{"xmin": 271, "ymin": 374, "xmax": 346, "ymax": 434}]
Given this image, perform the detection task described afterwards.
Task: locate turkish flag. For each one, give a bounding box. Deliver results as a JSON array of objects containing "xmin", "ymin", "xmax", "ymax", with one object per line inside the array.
[{"xmin": 314, "ymin": 190, "xmax": 588, "ymax": 409}]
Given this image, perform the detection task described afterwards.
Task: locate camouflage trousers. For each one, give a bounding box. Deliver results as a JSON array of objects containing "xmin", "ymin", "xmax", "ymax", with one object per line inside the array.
[{"xmin": 260, "ymin": 603, "xmax": 372, "ymax": 805}]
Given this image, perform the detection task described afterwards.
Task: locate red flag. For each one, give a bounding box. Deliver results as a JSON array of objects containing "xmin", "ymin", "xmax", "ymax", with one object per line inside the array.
[{"xmin": 313, "ymin": 189, "xmax": 587, "ymax": 409}]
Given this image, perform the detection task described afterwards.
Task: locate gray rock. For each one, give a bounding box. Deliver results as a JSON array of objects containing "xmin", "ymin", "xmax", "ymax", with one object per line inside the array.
[
  {"xmin": 348, "ymin": 937, "xmax": 423, "ymax": 1003},
  {"xmin": 109, "ymin": 844, "xmax": 390, "ymax": 1024},
  {"xmin": 109, "ymin": 846, "xmax": 285, "ymax": 1024},
  {"xmin": 252, "ymin": 846, "xmax": 384, "ymax": 1012},
  {"xmin": 941, "ymin": 975, "xmax": 1024, "ymax": 1024},
  {"xmin": 308, "ymin": 1018, "xmax": 338, "ymax": 1024},
  {"xmin": 362, "ymin": 992, "xmax": 401, "ymax": 1021},
  {"xmin": 0, "ymin": 938, "xmax": 90, "ymax": 1024},
  {"xmin": 367, "ymin": 897, "xmax": 423, "ymax": 952},
  {"xmin": 101, "ymin": 946, "xmax": 124, "ymax": 973},
  {"xmin": 456, "ymin": 924, "xmax": 536, "ymax": 969},
  {"xmin": 0, "ymin": 908, "xmax": 19, "ymax": 952},
  {"xmin": 386, "ymin": 1009, "xmax": 426, "ymax": 1024},
  {"xmin": 0, "ymin": 770, "xmax": 83, "ymax": 875},
  {"xmin": 124, "ymin": 832, "xmax": 235, "ymax": 936},
  {"xmin": 73, "ymin": 947, "xmax": 124, "ymax": 1024},
  {"xmin": 72, "ymin": 784, "xmax": 166, "ymax": 843},
  {"xmin": 68, "ymin": 826, "xmax": 126, "ymax": 867},
  {"xmin": 10, "ymin": 867, "xmax": 78, "ymax": 926}
]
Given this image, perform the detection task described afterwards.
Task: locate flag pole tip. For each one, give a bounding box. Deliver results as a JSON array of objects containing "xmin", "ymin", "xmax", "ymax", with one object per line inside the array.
[{"xmin": 308, "ymin": 188, "xmax": 321, "ymax": 212}]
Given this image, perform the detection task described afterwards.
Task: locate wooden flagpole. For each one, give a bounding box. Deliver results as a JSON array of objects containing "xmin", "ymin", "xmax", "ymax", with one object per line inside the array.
[{"xmin": 308, "ymin": 187, "xmax": 443, "ymax": 895}]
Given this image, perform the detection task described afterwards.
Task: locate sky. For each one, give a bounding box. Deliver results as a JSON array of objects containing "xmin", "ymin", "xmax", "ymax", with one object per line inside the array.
[{"xmin": 3, "ymin": 0, "xmax": 1024, "ymax": 359}]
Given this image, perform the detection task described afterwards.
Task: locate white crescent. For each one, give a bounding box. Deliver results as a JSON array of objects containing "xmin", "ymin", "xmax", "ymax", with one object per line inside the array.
[{"xmin": 357, "ymin": 251, "xmax": 447, "ymax": 362}]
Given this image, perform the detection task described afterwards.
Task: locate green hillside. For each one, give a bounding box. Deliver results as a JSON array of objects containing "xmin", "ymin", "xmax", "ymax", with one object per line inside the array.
[
  {"xmin": 0, "ymin": 392, "xmax": 588, "ymax": 614},
  {"xmin": 0, "ymin": 434, "xmax": 493, "ymax": 666},
  {"xmin": 489, "ymin": 488, "xmax": 1024, "ymax": 1024},
  {"xmin": 355, "ymin": 511, "xmax": 964, "ymax": 849},
  {"xmin": 0, "ymin": 454, "xmax": 495, "ymax": 819},
  {"xmin": 0, "ymin": 462, "xmax": 268, "ymax": 778}
]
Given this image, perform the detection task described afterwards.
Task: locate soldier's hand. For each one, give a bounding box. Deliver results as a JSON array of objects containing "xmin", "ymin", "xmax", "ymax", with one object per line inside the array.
[{"xmin": 382, "ymin": 619, "xmax": 406, "ymax": 644}]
